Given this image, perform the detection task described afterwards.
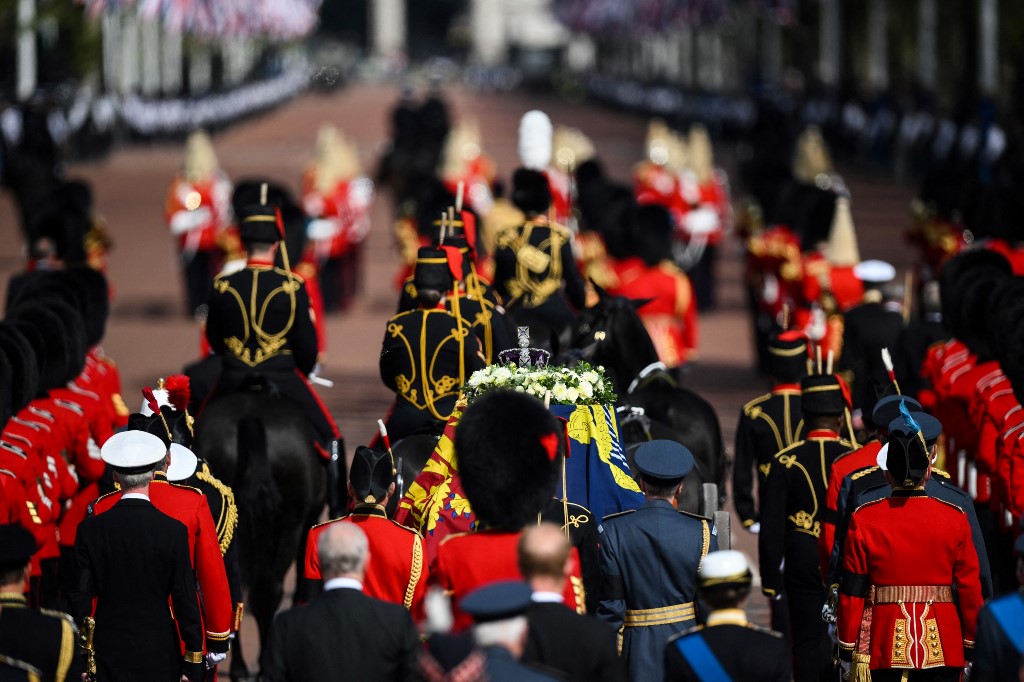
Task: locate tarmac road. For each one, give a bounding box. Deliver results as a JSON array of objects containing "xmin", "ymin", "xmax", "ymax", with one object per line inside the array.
[{"xmin": 0, "ymin": 80, "xmax": 915, "ymax": 669}]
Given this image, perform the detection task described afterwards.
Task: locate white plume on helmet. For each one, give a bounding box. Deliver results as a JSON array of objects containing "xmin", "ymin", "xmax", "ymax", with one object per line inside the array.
[{"xmin": 518, "ymin": 110, "xmax": 553, "ymax": 170}]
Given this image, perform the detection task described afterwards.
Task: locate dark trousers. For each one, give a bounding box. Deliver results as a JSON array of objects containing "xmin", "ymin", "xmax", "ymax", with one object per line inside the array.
[
  {"xmin": 181, "ymin": 249, "xmax": 221, "ymax": 317},
  {"xmin": 787, "ymin": 584, "xmax": 832, "ymax": 682},
  {"xmin": 689, "ymin": 244, "xmax": 718, "ymax": 311}
]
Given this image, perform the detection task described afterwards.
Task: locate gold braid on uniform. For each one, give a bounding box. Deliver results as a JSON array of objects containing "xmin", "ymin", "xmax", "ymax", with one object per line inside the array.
[
  {"xmin": 196, "ymin": 463, "xmax": 238, "ymax": 555},
  {"xmin": 496, "ymin": 221, "xmax": 567, "ymax": 307},
  {"xmin": 216, "ymin": 266, "xmax": 301, "ymax": 367},
  {"xmin": 403, "ymin": 540, "xmax": 424, "ymax": 610},
  {"xmin": 699, "ymin": 519, "xmax": 710, "ymax": 571}
]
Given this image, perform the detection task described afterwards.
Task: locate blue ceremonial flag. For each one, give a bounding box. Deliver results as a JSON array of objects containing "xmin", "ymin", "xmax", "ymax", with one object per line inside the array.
[{"xmin": 549, "ymin": 404, "xmax": 645, "ymax": 521}]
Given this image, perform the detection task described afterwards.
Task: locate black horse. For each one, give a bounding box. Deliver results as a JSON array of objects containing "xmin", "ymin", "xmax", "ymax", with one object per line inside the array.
[
  {"xmin": 193, "ymin": 387, "xmax": 327, "ymax": 681},
  {"xmin": 565, "ymin": 292, "xmax": 727, "ymax": 514}
]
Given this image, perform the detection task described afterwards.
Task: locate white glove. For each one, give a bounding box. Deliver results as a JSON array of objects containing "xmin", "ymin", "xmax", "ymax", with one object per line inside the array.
[
  {"xmin": 307, "ymin": 218, "xmax": 341, "ymax": 241},
  {"xmin": 747, "ymin": 522, "xmax": 761, "ymax": 534},
  {"xmin": 206, "ymin": 652, "xmax": 227, "ymax": 669},
  {"xmin": 169, "ymin": 207, "xmax": 213, "ymax": 235}
]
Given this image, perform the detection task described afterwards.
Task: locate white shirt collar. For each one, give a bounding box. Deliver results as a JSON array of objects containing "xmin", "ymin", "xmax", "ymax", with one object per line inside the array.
[
  {"xmin": 530, "ymin": 591, "xmax": 564, "ymax": 604},
  {"xmin": 121, "ymin": 492, "xmax": 150, "ymax": 501},
  {"xmin": 323, "ymin": 577, "xmax": 363, "ymax": 592}
]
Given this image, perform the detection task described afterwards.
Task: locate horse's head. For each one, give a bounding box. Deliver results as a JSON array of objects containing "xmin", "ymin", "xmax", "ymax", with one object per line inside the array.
[{"xmin": 569, "ymin": 284, "xmax": 660, "ymax": 395}]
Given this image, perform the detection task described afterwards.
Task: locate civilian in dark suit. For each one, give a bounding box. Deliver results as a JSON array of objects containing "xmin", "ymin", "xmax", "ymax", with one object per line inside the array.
[
  {"xmin": 972, "ymin": 538, "xmax": 1024, "ymax": 682},
  {"xmin": 263, "ymin": 522, "xmax": 419, "ymax": 682},
  {"xmin": 69, "ymin": 431, "xmax": 204, "ymax": 682},
  {"xmin": 0, "ymin": 524, "xmax": 83, "ymax": 682},
  {"xmin": 519, "ymin": 523, "xmax": 625, "ymax": 682}
]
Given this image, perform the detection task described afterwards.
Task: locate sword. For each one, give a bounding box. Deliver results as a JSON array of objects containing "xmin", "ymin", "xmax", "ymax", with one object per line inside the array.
[
  {"xmin": 82, "ymin": 616, "xmax": 97, "ymax": 681},
  {"xmin": 378, "ymin": 420, "xmax": 403, "ymax": 502}
]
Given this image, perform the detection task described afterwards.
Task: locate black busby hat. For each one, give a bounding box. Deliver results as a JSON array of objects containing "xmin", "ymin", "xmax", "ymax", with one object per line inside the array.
[
  {"xmin": 767, "ymin": 330, "xmax": 809, "ymax": 383},
  {"xmin": 238, "ymin": 204, "xmax": 283, "ymax": 244},
  {"xmin": 413, "ymin": 246, "xmax": 458, "ymax": 294},
  {"xmin": 0, "ymin": 524, "xmax": 37, "ymax": 572},
  {"xmin": 632, "ymin": 204, "xmax": 673, "ymax": 267},
  {"xmin": 800, "ymin": 374, "xmax": 848, "ymax": 417},
  {"xmin": 0, "ymin": 341, "xmax": 11, "ymax": 427},
  {"xmin": 61, "ymin": 266, "xmax": 110, "ymax": 348},
  {"xmin": 28, "ymin": 208, "xmax": 87, "ymax": 264},
  {"xmin": 511, "ymin": 168, "xmax": 552, "ymax": 216},
  {"xmin": 8, "ymin": 303, "xmax": 75, "ymax": 391},
  {"xmin": 349, "ymin": 446, "xmax": 395, "ymax": 505},
  {"xmin": 456, "ymin": 389, "xmax": 560, "ymax": 530},
  {"xmin": 0, "ymin": 323, "xmax": 39, "ymax": 411}
]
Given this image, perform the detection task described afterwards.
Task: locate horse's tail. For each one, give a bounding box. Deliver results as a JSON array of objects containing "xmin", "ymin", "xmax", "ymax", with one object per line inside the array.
[{"xmin": 235, "ymin": 416, "xmax": 281, "ymax": 550}]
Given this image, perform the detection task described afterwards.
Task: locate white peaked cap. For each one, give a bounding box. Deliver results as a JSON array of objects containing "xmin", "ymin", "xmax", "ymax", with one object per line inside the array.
[
  {"xmin": 140, "ymin": 388, "xmax": 171, "ymax": 417},
  {"xmin": 166, "ymin": 443, "xmax": 199, "ymax": 482},
  {"xmin": 519, "ymin": 110, "xmax": 553, "ymax": 170},
  {"xmin": 854, "ymin": 259, "xmax": 896, "ymax": 285},
  {"xmin": 698, "ymin": 550, "xmax": 751, "ymax": 582},
  {"xmin": 101, "ymin": 431, "xmax": 167, "ymax": 472}
]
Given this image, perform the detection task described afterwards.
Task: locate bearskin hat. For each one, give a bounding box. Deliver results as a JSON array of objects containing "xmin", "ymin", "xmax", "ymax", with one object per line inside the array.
[
  {"xmin": 0, "ymin": 339, "xmax": 12, "ymax": 426},
  {"xmin": 632, "ymin": 204, "xmax": 674, "ymax": 267},
  {"xmin": 0, "ymin": 323, "xmax": 39, "ymax": 409},
  {"xmin": 61, "ymin": 266, "xmax": 110, "ymax": 348},
  {"xmin": 7, "ymin": 304, "xmax": 72, "ymax": 391},
  {"xmin": 511, "ymin": 168, "xmax": 552, "ymax": 216},
  {"xmin": 456, "ymin": 389, "xmax": 560, "ymax": 530},
  {"xmin": 29, "ymin": 208, "xmax": 86, "ymax": 265},
  {"xmin": 939, "ymin": 248, "xmax": 1012, "ymax": 334}
]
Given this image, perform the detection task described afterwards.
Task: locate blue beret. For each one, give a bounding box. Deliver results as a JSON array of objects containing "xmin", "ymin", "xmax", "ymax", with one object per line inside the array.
[
  {"xmin": 460, "ymin": 580, "xmax": 532, "ymax": 623},
  {"xmin": 634, "ymin": 440, "xmax": 694, "ymax": 481}
]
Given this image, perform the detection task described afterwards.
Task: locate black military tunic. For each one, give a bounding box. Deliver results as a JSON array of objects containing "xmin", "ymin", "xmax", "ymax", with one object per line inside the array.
[
  {"xmin": 379, "ymin": 307, "xmax": 484, "ymax": 443},
  {"xmin": 596, "ymin": 500, "xmax": 717, "ymax": 682},
  {"xmin": 758, "ymin": 429, "xmax": 853, "ymax": 682},
  {"xmin": 836, "ymin": 298, "xmax": 905, "ymax": 416},
  {"xmin": 664, "ymin": 611, "xmax": 790, "ymax": 681},
  {"xmin": 0, "ymin": 592, "xmax": 82, "ymax": 682},
  {"xmin": 540, "ymin": 498, "xmax": 600, "ymax": 613},
  {"xmin": 0, "ymin": 656, "xmax": 39, "ymax": 682},
  {"xmin": 733, "ymin": 383, "xmax": 803, "ymax": 529},
  {"xmin": 398, "ymin": 272, "xmax": 515, "ymax": 365},
  {"xmin": 493, "ymin": 220, "xmax": 586, "ymax": 345},
  {"xmin": 205, "ymin": 259, "xmax": 337, "ymax": 448},
  {"xmin": 69, "ymin": 498, "xmax": 204, "ymax": 682}
]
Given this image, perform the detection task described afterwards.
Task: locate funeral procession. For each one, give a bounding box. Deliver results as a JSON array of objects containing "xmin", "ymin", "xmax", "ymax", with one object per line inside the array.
[{"xmin": 3, "ymin": 0, "xmax": 1024, "ymax": 680}]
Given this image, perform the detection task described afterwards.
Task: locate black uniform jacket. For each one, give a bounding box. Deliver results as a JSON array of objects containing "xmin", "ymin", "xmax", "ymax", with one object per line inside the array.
[
  {"xmin": 0, "ymin": 592, "xmax": 83, "ymax": 682},
  {"xmin": 70, "ymin": 498, "xmax": 203, "ymax": 682},
  {"xmin": 523, "ymin": 600, "xmax": 626, "ymax": 682},
  {"xmin": 758, "ymin": 431, "xmax": 853, "ymax": 595},
  {"xmin": 733, "ymin": 384, "xmax": 803, "ymax": 527},
  {"xmin": 206, "ymin": 263, "xmax": 318, "ymax": 375},
  {"xmin": 262, "ymin": 586, "xmax": 419, "ymax": 682},
  {"xmin": 664, "ymin": 610, "xmax": 790, "ymax": 682}
]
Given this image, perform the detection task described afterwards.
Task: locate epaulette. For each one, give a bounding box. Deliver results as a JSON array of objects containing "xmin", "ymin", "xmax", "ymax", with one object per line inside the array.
[
  {"xmin": 851, "ymin": 466, "xmax": 879, "ymax": 481},
  {"xmin": 677, "ymin": 509, "xmax": 713, "ymax": 522},
  {"xmin": 274, "ymin": 267, "xmax": 305, "ymax": 283},
  {"xmin": 308, "ymin": 517, "xmax": 345, "ymax": 532},
  {"xmin": 437, "ymin": 531, "xmax": 470, "ymax": 547},
  {"xmin": 852, "ymin": 497, "xmax": 886, "ymax": 514},
  {"xmin": 742, "ymin": 393, "xmax": 772, "ymax": 416},
  {"xmin": 601, "ymin": 509, "xmax": 636, "ymax": 521},
  {"xmin": 90, "ymin": 489, "xmax": 121, "ymax": 514},
  {"xmin": 931, "ymin": 467, "xmax": 950, "ymax": 479},
  {"xmin": 389, "ymin": 519, "xmax": 423, "ymax": 537}
]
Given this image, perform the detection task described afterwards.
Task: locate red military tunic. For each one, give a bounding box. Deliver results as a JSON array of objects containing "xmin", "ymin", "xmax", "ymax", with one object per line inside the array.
[
  {"xmin": 303, "ymin": 506, "xmax": 428, "ymax": 619},
  {"xmin": 838, "ymin": 491, "xmax": 982, "ymax": 670},
  {"xmin": 608, "ymin": 257, "xmax": 697, "ymax": 368},
  {"xmin": 164, "ymin": 172, "xmax": 232, "ymax": 254},
  {"xmin": 92, "ymin": 478, "xmax": 233, "ymax": 653},
  {"xmin": 819, "ymin": 439, "xmax": 883, "ymax": 581},
  {"xmin": 432, "ymin": 529, "xmax": 586, "ymax": 632}
]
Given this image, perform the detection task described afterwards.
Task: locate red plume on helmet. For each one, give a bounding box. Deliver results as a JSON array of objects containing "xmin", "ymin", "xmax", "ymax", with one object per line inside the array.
[
  {"xmin": 165, "ymin": 375, "xmax": 191, "ymax": 413},
  {"xmin": 141, "ymin": 386, "xmax": 160, "ymax": 416}
]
